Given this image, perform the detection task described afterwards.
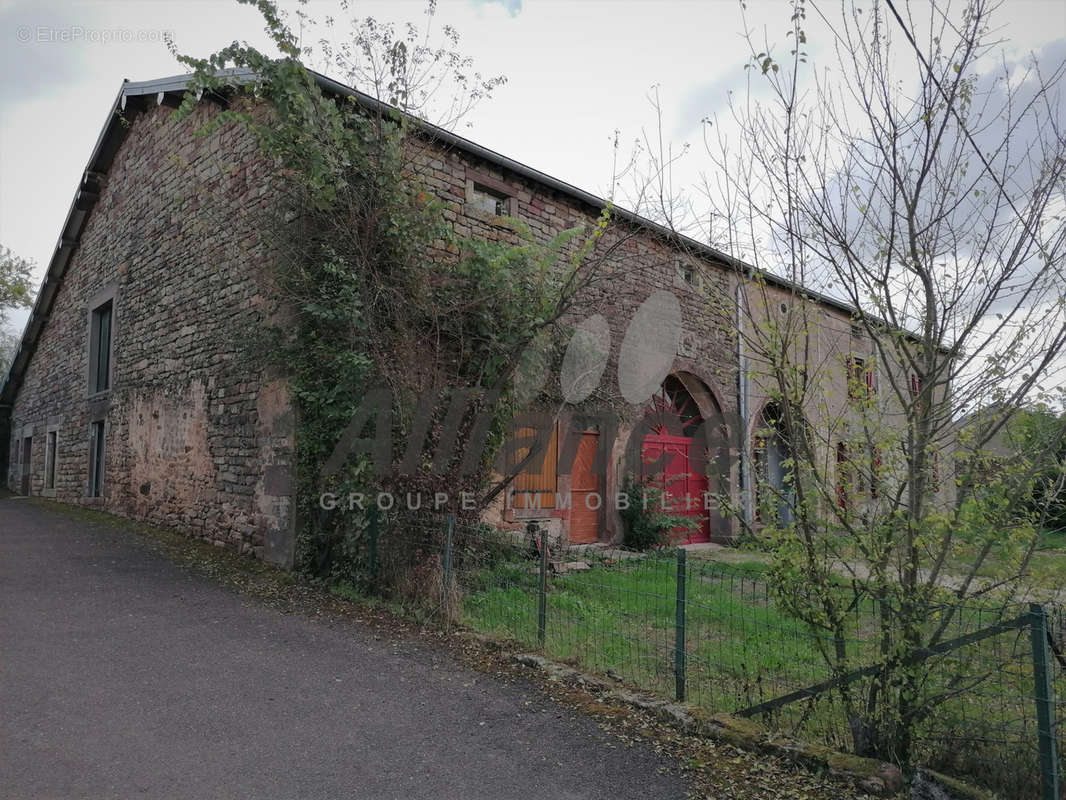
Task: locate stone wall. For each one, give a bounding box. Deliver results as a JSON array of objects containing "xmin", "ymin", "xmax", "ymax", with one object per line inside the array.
[
  {"xmin": 5, "ymin": 102, "xmax": 295, "ymax": 563},
  {"xmin": 407, "ymin": 142, "xmax": 743, "ymax": 543},
  {"xmin": 6, "ymin": 87, "xmax": 884, "ymax": 557}
]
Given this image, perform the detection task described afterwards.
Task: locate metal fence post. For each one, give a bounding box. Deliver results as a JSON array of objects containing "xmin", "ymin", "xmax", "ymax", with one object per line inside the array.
[
  {"xmin": 675, "ymin": 547, "xmax": 687, "ymax": 702},
  {"xmin": 367, "ymin": 505, "xmax": 379, "ymax": 586},
  {"xmin": 443, "ymin": 513, "xmax": 455, "ymax": 594},
  {"xmin": 1030, "ymin": 603, "xmax": 1061, "ymax": 800},
  {"xmin": 537, "ymin": 525, "xmax": 548, "ymax": 649}
]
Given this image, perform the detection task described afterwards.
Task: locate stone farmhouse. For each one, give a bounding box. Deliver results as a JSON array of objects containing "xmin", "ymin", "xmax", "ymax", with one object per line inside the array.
[{"xmin": 0, "ymin": 71, "xmax": 938, "ymax": 566}]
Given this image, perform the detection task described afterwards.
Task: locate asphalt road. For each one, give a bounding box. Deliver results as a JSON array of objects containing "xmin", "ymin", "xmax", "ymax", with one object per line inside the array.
[{"xmin": 0, "ymin": 498, "xmax": 689, "ymax": 799}]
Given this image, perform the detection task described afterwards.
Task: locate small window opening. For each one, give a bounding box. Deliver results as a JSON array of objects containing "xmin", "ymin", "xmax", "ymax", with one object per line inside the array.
[
  {"xmin": 470, "ymin": 183, "xmax": 510, "ymax": 216},
  {"xmin": 676, "ymin": 258, "xmax": 696, "ymax": 285}
]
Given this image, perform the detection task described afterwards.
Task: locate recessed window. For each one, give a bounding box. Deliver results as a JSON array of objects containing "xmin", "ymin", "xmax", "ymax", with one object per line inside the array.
[
  {"xmin": 837, "ymin": 440, "xmax": 874, "ymax": 509},
  {"xmin": 676, "ymin": 258, "xmax": 697, "ymax": 286},
  {"xmin": 45, "ymin": 431, "xmax": 57, "ymax": 491},
  {"xmin": 470, "ymin": 183, "xmax": 510, "ymax": 216},
  {"xmin": 836, "ymin": 442, "xmax": 851, "ymax": 510},
  {"xmin": 89, "ymin": 299, "xmax": 113, "ymax": 394},
  {"xmin": 89, "ymin": 420, "xmax": 106, "ymax": 498},
  {"xmin": 909, "ymin": 373, "xmax": 922, "ymax": 397},
  {"xmin": 909, "ymin": 372, "xmax": 924, "ymax": 411},
  {"xmin": 465, "ymin": 175, "xmax": 515, "ymax": 218},
  {"xmin": 19, "ymin": 435, "xmax": 32, "ymax": 496},
  {"xmin": 847, "ymin": 356, "xmax": 875, "ymax": 400}
]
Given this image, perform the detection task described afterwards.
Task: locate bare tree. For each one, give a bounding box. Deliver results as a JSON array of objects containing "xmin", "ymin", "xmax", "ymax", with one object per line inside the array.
[
  {"xmin": 702, "ymin": 0, "xmax": 1066, "ymax": 763},
  {"xmin": 306, "ymin": 0, "xmax": 506, "ymax": 130}
]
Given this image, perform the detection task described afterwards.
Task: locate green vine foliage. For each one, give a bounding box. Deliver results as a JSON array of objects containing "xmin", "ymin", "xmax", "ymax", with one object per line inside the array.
[
  {"xmin": 618, "ymin": 477, "xmax": 697, "ymax": 551},
  {"xmin": 170, "ymin": 0, "xmax": 610, "ymax": 584}
]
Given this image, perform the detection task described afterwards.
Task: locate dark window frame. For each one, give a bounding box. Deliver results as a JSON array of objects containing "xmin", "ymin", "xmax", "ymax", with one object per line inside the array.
[
  {"xmin": 847, "ymin": 356, "xmax": 875, "ymax": 401},
  {"xmin": 45, "ymin": 429, "xmax": 58, "ymax": 491},
  {"xmin": 836, "ymin": 441, "xmax": 851, "ymax": 510},
  {"xmin": 909, "ymin": 372, "xmax": 925, "ymax": 412},
  {"xmin": 19, "ymin": 432, "xmax": 32, "ymax": 496},
  {"xmin": 89, "ymin": 419, "xmax": 106, "ymax": 499},
  {"xmin": 86, "ymin": 285, "xmax": 118, "ymax": 398},
  {"xmin": 909, "ymin": 372, "xmax": 922, "ymax": 398}
]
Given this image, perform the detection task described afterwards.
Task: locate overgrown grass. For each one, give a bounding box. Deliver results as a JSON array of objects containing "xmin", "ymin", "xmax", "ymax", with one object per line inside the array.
[
  {"xmin": 463, "ymin": 555, "xmax": 868, "ymax": 716},
  {"xmin": 938, "ymin": 526, "xmax": 1066, "ymax": 599},
  {"xmin": 459, "ymin": 546, "xmax": 1061, "ymax": 798},
  {"xmin": 1039, "ymin": 527, "xmax": 1066, "ymax": 550}
]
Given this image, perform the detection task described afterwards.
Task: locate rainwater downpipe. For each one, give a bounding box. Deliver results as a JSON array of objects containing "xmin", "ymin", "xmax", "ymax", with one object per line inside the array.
[{"xmin": 736, "ymin": 275, "xmax": 753, "ymax": 528}]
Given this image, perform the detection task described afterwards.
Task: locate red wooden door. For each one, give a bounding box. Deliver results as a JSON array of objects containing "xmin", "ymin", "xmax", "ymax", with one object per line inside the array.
[
  {"xmin": 641, "ymin": 433, "xmax": 710, "ymax": 544},
  {"xmin": 569, "ymin": 432, "xmax": 601, "ymax": 544}
]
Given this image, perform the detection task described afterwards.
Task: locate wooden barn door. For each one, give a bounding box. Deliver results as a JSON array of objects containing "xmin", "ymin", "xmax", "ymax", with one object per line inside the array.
[
  {"xmin": 569, "ymin": 432, "xmax": 601, "ymax": 544},
  {"xmin": 512, "ymin": 423, "xmax": 558, "ymax": 512},
  {"xmin": 641, "ymin": 433, "xmax": 710, "ymax": 544}
]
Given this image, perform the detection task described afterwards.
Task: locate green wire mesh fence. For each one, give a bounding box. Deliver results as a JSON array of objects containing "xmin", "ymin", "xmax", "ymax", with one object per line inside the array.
[{"xmin": 352, "ymin": 509, "xmax": 1063, "ymax": 799}]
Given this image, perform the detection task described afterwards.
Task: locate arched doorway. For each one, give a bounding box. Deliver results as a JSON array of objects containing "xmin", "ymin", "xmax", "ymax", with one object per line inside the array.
[
  {"xmin": 753, "ymin": 402, "xmax": 796, "ymax": 525},
  {"xmin": 639, "ymin": 375, "xmax": 713, "ymax": 544}
]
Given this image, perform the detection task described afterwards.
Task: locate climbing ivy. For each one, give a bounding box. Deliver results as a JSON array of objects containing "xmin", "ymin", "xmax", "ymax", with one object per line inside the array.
[{"xmin": 170, "ymin": 0, "xmax": 611, "ymax": 582}]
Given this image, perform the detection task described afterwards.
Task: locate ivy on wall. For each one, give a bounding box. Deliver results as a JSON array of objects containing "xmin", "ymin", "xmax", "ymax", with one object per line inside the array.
[{"xmin": 171, "ymin": 0, "xmax": 612, "ymax": 582}]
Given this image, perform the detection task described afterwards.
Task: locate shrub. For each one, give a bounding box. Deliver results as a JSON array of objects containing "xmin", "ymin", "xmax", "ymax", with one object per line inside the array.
[{"xmin": 619, "ymin": 477, "xmax": 695, "ymax": 551}]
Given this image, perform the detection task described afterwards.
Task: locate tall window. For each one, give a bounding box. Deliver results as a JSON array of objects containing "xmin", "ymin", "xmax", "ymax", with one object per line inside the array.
[
  {"xmin": 20, "ymin": 436, "xmax": 32, "ymax": 496},
  {"xmin": 837, "ymin": 441, "xmax": 880, "ymax": 509},
  {"xmin": 754, "ymin": 403, "xmax": 795, "ymax": 525},
  {"xmin": 89, "ymin": 421, "xmax": 106, "ymax": 498},
  {"xmin": 45, "ymin": 431, "xmax": 57, "ymax": 491},
  {"xmin": 847, "ymin": 356, "xmax": 875, "ymax": 400},
  {"xmin": 836, "ymin": 442, "xmax": 852, "ymax": 510},
  {"xmin": 909, "ymin": 372, "xmax": 923, "ymax": 399},
  {"xmin": 871, "ymin": 448, "xmax": 882, "ymax": 499},
  {"xmin": 89, "ymin": 300, "xmax": 113, "ymax": 394}
]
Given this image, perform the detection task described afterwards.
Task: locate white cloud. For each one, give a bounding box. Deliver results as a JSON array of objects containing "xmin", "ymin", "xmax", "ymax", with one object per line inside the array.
[{"xmin": 1, "ymin": 0, "xmax": 1062, "ymax": 345}]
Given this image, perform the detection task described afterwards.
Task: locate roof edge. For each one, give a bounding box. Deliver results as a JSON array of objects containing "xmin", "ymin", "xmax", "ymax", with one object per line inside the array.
[{"xmin": 0, "ymin": 68, "xmax": 876, "ymax": 409}]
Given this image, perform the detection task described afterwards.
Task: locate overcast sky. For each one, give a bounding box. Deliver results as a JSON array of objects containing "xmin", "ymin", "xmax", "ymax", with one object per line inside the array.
[{"xmin": 1, "ymin": 0, "xmax": 1064, "ymax": 341}]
